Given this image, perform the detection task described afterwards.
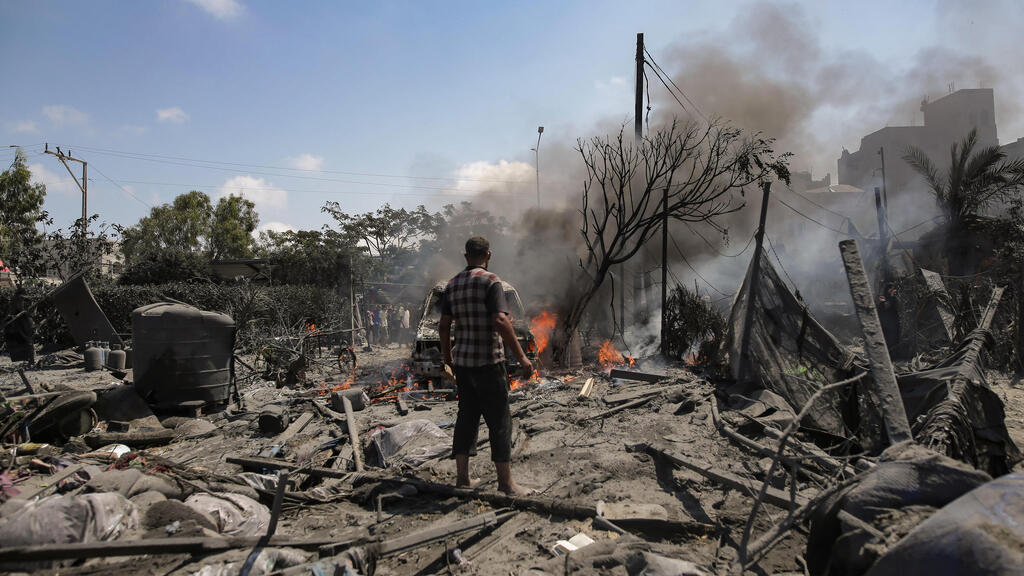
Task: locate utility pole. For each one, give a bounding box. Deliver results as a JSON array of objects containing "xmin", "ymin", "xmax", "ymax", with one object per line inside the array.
[
  {"xmin": 533, "ymin": 126, "xmax": 544, "ymax": 208},
  {"xmin": 878, "ymin": 147, "xmax": 888, "ymax": 209},
  {"xmin": 620, "ymin": 33, "xmax": 645, "ymax": 337},
  {"xmin": 44, "ymin": 143, "xmax": 88, "ymax": 232},
  {"xmin": 875, "ymin": 187, "xmax": 890, "ymax": 283},
  {"xmin": 738, "ymin": 182, "xmax": 771, "ymax": 383}
]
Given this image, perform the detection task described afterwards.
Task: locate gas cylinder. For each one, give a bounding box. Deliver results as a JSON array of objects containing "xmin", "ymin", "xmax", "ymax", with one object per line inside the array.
[
  {"xmin": 107, "ymin": 343, "xmax": 127, "ymax": 370},
  {"xmin": 84, "ymin": 342, "xmax": 103, "ymax": 371}
]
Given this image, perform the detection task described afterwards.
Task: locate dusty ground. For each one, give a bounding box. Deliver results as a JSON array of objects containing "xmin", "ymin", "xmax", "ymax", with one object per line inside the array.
[{"xmin": 3, "ymin": 342, "xmax": 1023, "ymax": 575}]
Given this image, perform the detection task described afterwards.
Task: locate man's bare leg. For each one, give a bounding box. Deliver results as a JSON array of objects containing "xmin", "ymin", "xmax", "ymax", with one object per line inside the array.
[
  {"xmin": 455, "ymin": 454, "xmax": 481, "ymax": 488},
  {"xmin": 495, "ymin": 461, "xmax": 530, "ymax": 495}
]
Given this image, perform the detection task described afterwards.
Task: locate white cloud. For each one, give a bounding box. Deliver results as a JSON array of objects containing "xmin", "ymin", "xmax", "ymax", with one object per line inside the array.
[
  {"xmin": 258, "ymin": 221, "xmax": 294, "ymax": 235},
  {"xmin": 286, "ymin": 153, "xmax": 324, "ymax": 171},
  {"xmin": 42, "ymin": 105, "xmax": 87, "ymax": 126},
  {"xmin": 156, "ymin": 107, "xmax": 190, "ymax": 124},
  {"xmin": 449, "ymin": 160, "xmax": 534, "ymax": 197},
  {"xmin": 595, "ymin": 75, "xmax": 628, "ymax": 90},
  {"xmin": 28, "ymin": 162, "xmax": 80, "ymax": 198},
  {"xmin": 219, "ymin": 175, "xmax": 288, "ymax": 212},
  {"xmin": 183, "ymin": 0, "xmax": 243, "ymax": 20},
  {"xmin": 12, "ymin": 120, "xmax": 38, "ymax": 134}
]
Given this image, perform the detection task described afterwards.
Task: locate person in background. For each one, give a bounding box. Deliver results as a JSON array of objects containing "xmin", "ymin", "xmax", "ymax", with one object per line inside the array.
[
  {"xmin": 400, "ymin": 305, "xmax": 411, "ymax": 346},
  {"xmin": 379, "ymin": 304, "xmax": 390, "ymax": 346}
]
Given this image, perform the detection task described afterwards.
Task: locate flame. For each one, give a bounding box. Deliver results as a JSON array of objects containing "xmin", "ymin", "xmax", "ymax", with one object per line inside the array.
[
  {"xmin": 597, "ymin": 340, "xmax": 635, "ymax": 371},
  {"xmin": 509, "ymin": 369, "xmax": 540, "ymax": 391},
  {"xmin": 530, "ymin": 310, "xmax": 557, "ymax": 355},
  {"xmin": 598, "ymin": 340, "xmax": 623, "ymax": 364}
]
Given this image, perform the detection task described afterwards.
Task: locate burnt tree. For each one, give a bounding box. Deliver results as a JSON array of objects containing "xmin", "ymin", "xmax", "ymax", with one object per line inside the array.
[{"xmin": 557, "ymin": 119, "xmax": 789, "ymax": 360}]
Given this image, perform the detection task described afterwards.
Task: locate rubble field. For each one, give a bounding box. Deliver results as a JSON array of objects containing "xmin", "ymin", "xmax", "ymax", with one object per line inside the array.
[{"xmin": 2, "ymin": 338, "xmax": 1023, "ymax": 576}]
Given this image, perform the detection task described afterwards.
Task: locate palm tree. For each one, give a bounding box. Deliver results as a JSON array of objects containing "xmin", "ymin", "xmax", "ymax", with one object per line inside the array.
[{"xmin": 903, "ymin": 129, "xmax": 1024, "ymax": 276}]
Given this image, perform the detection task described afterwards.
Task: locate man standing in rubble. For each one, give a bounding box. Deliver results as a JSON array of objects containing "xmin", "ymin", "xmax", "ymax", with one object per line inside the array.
[{"xmin": 439, "ymin": 237, "xmax": 533, "ymax": 495}]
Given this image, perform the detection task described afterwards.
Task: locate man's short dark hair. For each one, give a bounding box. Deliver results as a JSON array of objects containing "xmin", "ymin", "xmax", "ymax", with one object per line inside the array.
[{"xmin": 465, "ymin": 236, "xmax": 490, "ymax": 258}]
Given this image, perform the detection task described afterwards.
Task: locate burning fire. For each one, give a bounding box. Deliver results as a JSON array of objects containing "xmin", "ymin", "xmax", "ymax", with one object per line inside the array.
[
  {"xmin": 598, "ymin": 340, "xmax": 635, "ymax": 370},
  {"xmin": 509, "ymin": 369, "xmax": 540, "ymax": 391},
  {"xmin": 530, "ymin": 310, "xmax": 557, "ymax": 355}
]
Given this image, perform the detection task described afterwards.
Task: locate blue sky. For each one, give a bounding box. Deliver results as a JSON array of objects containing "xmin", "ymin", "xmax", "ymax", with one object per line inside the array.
[{"xmin": 2, "ymin": 0, "xmax": 1019, "ymax": 234}]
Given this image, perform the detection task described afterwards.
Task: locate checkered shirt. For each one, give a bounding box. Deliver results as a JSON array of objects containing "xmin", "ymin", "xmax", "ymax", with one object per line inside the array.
[{"xmin": 446, "ymin": 267, "xmax": 505, "ymax": 367}]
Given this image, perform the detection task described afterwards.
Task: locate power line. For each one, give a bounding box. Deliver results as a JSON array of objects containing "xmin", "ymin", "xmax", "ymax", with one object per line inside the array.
[
  {"xmin": 643, "ymin": 63, "xmax": 695, "ymax": 122},
  {"xmin": 669, "ymin": 232, "xmax": 730, "ymax": 296},
  {"xmin": 780, "ymin": 185, "xmax": 850, "ymax": 220},
  {"xmin": 683, "ymin": 222, "xmax": 756, "ymax": 258},
  {"xmin": 50, "ymin": 147, "xmax": 528, "ymax": 196},
  {"xmin": 103, "ymin": 178, "xmax": 528, "ymax": 199},
  {"xmin": 776, "ymin": 197, "xmax": 849, "ymax": 235},
  {"xmin": 62, "ymin": 144, "xmax": 530, "ymax": 184},
  {"xmin": 88, "ymin": 164, "xmax": 152, "ymax": 208},
  {"xmin": 765, "ymin": 233, "xmax": 799, "ymax": 292},
  {"xmin": 643, "ymin": 48, "xmax": 710, "ymax": 124}
]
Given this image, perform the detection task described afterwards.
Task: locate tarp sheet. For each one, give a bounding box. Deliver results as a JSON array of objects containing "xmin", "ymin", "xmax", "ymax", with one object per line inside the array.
[{"xmin": 726, "ymin": 252, "xmax": 859, "ymax": 438}]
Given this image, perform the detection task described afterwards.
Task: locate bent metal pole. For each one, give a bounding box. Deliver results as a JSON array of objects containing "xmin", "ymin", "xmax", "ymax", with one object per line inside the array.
[{"xmin": 838, "ymin": 239, "xmax": 912, "ymax": 444}]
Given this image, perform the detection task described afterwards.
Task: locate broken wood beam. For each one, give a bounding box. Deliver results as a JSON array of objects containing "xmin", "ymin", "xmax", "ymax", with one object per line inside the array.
[
  {"xmin": 226, "ymin": 455, "xmax": 351, "ymax": 479},
  {"xmin": 342, "ymin": 396, "xmax": 364, "ymax": 472},
  {"xmin": 0, "ymin": 530, "xmax": 369, "ymax": 562},
  {"xmin": 608, "ymin": 368, "xmax": 667, "ymax": 383},
  {"xmin": 603, "ymin": 386, "xmax": 668, "ymax": 405},
  {"xmin": 709, "ymin": 401, "xmax": 831, "ymax": 484},
  {"xmin": 17, "ymin": 464, "xmax": 84, "ymax": 501},
  {"xmin": 838, "ymin": 239, "xmax": 913, "ymax": 445},
  {"xmin": 83, "ymin": 427, "xmax": 175, "ymax": 449},
  {"xmin": 581, "ymin": 396, "xmax": 654, "ymax": 421},
  {"xmin": 396, "ymin": 395, "xmax": 409, "ymax": 415},
  {"xmin": 373, "ymin": 476, "xmax": 716, "ymax": 536},
  {"xmin": 631, "ymin": 442, "xmax": 809, "ymax": 510}
]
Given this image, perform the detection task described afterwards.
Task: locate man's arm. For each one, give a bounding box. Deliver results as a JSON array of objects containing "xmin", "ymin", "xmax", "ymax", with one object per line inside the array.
[
  {"xmin": 494, "ymin": 312, "xmax": 534, "ymax": 379},
  {"xmin": 439, "ymin": 314, "xmax": 454, "ymax": 364}
]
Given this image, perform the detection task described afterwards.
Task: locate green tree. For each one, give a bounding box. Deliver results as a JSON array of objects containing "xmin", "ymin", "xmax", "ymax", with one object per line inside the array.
[
  {"xmin": 904, "ymin": 129, "xmax": 1024, "ymax": 276},
  {"xmin": 121, "ymin": 191, "xmax": 260, "ymax": 263},
  {"xmin": 0, "ymin": 148, "xmax": 50, "ymax": 280},
  {"xmin": 256, "ymin": 228, "xmax": 362, "ymax": 287},
  {"xmin": 210, "ymin": 195, "xmax": 259, "ymax": 259},
  {"xmin": 321, "ymin": 202, "xmax": 440, "ymax": 281}
]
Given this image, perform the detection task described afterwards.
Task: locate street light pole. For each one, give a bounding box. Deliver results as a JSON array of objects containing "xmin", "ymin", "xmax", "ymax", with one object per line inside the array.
[{"xmin": 532, "ymin": 126, "xmax": 544, "ymax": 208}]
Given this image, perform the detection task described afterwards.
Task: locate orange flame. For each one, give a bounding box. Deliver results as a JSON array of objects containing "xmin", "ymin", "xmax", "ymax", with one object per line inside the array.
[
  {"xmin": 598, "ymin": 340, "xmax": 636, "ymax": 370},
  {"xmin": 530, "ymin": 310, "xmax": 557, "ymax": 354},
  {"xmin": 509, "ymin": 369, "xmax": 540, "ymax": 391}
]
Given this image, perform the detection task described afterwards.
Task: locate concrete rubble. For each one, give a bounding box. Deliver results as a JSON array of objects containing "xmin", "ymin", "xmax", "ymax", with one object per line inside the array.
[{"xmin": 1, "ymin": 255, "xmax": 1023, "ymax": 576}]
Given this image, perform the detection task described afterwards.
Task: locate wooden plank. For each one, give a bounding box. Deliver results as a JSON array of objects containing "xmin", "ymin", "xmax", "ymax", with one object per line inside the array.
[
  {"xmin": 226, "ymin": 455, "xmax": 350, "ymax": 479},
  {"xmin": 578, "ymin": 377, "xmax": 595, "ymax": 399},
  {"xmin": 18, "ymin": 464, "xmax": 84, "ymax": 500},
  {"xmin": 0, "ymin": 530, "xmax": 368, "ymax": 562},
  {"xmin": 603, "ymin": 386, "xmax": 667, "ymax": 405},
  {"xmin": 581, "ymin": 396, "xmax": 654, "ymax": 421},
  {"xmin": 838, "ymin": 239, "xmax": 913, "ymax": 444},
  {"xmin": 608, "ymin": 368, "xmax": 667, "ymax": 383},
  {"xmin": 342, "ymin": 397, "xmax": 364, "ymax": 472},
  {"xmin": 632, "ymin": 442, "xmax": 809, "ymax": 510}
]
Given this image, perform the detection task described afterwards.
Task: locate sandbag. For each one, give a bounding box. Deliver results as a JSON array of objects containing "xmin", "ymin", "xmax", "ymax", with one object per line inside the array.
[
  {"xmin": 0, "ymin": 492, "xmax": 138, "ymax": 570},
  {"xmin": 369, "ymin": 419, "xmax": 450, "ymax": 468},
  {"xmin": 865, "ymin": 472, "xmax": 1024, "ymax": 576},
  {"xmin": 807, "ymin": 442, "xmax": 991, "ymax": 576},
  {"xmin": 184, "ymin": 492, "xmax": 270, "ymax": 537}
]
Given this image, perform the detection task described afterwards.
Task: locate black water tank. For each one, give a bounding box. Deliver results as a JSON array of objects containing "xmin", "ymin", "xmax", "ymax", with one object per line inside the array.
[{"xmin": 132, "ymin": 302, "xmax": 235, "ymax": 407}]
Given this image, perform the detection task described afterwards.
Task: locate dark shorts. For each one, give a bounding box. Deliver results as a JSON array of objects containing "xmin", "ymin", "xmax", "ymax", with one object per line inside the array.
[{"xmin": 451, "ymin": 363, "xmax": 512, "ymax": 463}]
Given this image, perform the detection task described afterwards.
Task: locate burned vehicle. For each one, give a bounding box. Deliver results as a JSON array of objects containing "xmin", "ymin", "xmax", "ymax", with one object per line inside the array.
[{"xmin": 411, "ymin": 281, "xmax": 536, "ymax": 382}]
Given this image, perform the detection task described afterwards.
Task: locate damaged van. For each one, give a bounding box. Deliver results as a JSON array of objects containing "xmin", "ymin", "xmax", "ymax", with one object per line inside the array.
[{"xmin": 411, "ymin": 281, "xmax": 536, "ymax": 382}]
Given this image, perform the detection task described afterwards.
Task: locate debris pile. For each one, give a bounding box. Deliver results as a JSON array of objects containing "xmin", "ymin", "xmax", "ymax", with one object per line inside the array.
[{"xmin": 1, "ymin": 244, "xmax": 1023, "ymax": 576}]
